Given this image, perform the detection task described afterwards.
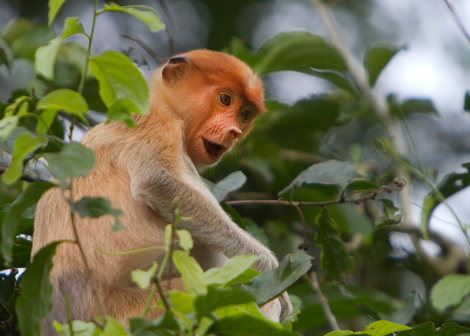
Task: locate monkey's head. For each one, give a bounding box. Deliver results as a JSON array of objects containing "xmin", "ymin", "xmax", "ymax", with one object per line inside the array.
[{"xmin": 155, "ymin": 50, "xmax": 265, "ymax": 167}]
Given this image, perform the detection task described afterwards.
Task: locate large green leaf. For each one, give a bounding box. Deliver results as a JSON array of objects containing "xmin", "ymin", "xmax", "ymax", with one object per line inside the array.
[
  {"xmin": 205, "ymin": 255, "xmax": 260, "ymax": 286},
  {"xmin": 253, "ymin": 32, "xmax": 346, "ymax": 75},
  {"xmin": 1, "ymin": 132, "xmax": 47, "ymax": 185},
  {"xmin": 43, "ymin": 142, "xmax": 95, "ymax": 189},
  {"xmin": 314, "ymin": 208, "xmax": 354, "ymax": 282},
  {"xmin": 364, "ymin": 320, "xmax": 410, "ymax": 335},
  {"xmin": 35, "ymin": 17, "xmax": 85, "ymax": 79},
  {"xmin": 195, "ymin": 285, "xmax": 256, "ymax": 320},
  {"xmin": 421, "ymin": 163, "xmax": 470, "ymax": 237},
  {"xmin": 37, "ymin": 88, "xmax": 88, "ymax": 122},
  {"xmin": 1, "ymin": 181, "xmax": 56, "ymax": 265},
  {"xmin": 208, "ymin": 314, "xmax": 298, "ymax": 336},
  {"xmin": 103, "ymin": 2, "xmax": 165, "ymax": 32},
  {"xmin": 279, "ymin": 160, "xmax": 361, "ymax": 195},
  {"xmin": 89, "ymin": 51, "xmax": 149, "ymax": 116},
  {"xmin": 364, "ymin": 44, "xmax": 404, "ymax": 87},
  {"xmin": 241, "ymin": 254, "xmax": 313, "ymax": 306},
  {"xmin": 16, "ymin": 241, "xmax": 62, "ymax": 336},
  {"xmin": 172, "ymin": 250, "xmax": 206, "ymax": 295},
  {"xmin": 430, "ymin": 274, "xmax": 470, "ymax": 312}
]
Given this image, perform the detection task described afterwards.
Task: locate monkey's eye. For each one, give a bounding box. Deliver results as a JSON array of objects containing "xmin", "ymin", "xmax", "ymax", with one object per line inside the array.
[
  {"xmin": 219, "ymin": 94, "xmax": 231, "ymax": 106},
  {"xmin": 240, "ymin": 110, "xmax": 253, "ymax": 122}
]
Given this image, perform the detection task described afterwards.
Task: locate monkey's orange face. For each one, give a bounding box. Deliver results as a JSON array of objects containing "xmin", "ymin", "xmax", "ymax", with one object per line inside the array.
[{"xmin": 187, "ymin": 90, "xmax": 259, "ymax": 167}]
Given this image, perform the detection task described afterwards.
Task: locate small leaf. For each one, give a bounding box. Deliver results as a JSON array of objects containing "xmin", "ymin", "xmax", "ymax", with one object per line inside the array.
[
  {"xmin": 195, "ymin": 285, "xmax": 256, "ymax": 319},
  {"xmin": 364, "ymin": 43, "xmax": 404, "ymax": 86},
  {"xmin": 242, "ymin": 254, "xmax": 313, "ymax": 306},
  {"xmin": 363, "ymin": 320, "xmax": 410, "ymax": 336},
  {"xmin": 103, "ymin": 2, "xmax": 165, "ymax": 32},
  {"xmin": 48, "ymin": 0, "xmax": 68, "ymax": 25},
  {"xmin": 208, "ymin": 314, "xmax": 296, "ymax": 336},
  {"xmin": 90, "ymin": 51, "xmax": 149, "ymax": 115},
  {"xmin": 106, "ymin": 98, "xmax": 138, "ymax": 127},
  {"xmin": 346, "ymin": 180, "xmax": 380, "ymax": 191},
  {"xmin": 401, "ymin": 99, "xmax": 437, "ymax": 116},
  {"xmin": 43, "ymin": 142, "xmax": 95, "ymax": 189},
  {"xmin": 130, "ymin": 312, "xmax": 180, "ymax": 335},
  {"xmin": 36, "ymin": 17, "xmax": 85, "ymax": 79},
  {"xmin": 430, "ymin": 274, "xmax": 470, "ymax": 311},
  {"xmin": 37, "ymin": 89, "xmax": 88, "ymax": 122},
  {"xmin": 314, "ymin": 208, "xmax": 354, "ymax": 282},
  {"xmin": 253, "ymin": 31, "xmax": 346, "ymax": 75},
  {"xmin": 172, "ymin": 250, "xmax": 206, "ymax": 295},
  {"xmin": 211, "ymin": 171, "xmax": 247, "ymax": 202},
  {"xmin": 1, "ymin": 132, "xmax": 47, "ymax": 185},
  {"xmin": 131, "ymin": 261, "xmax": 158, "ymax": 290},
  {"xmin": 374, "ymin": 199, "xmax": 403, "ymax": 228},
  {"xmin": 176, "ymin": 229, "xmax": 193, "ymax": 251},
  {"xmin": 464, "ymin": 91, "xmax": 470, "ymax": 112},
  {"xmin": 205, "ymin": 255, "xmax": 260, "ymax": 286},
  {"xmin": 16, "ymin": 241, "xmax": 62, "ymax": 336},
  {"xmin": 421, "ymin": 163, "xmax": 470, "ymax": 238},
  {"xmin": 279, "ymin": 160, "xmax": 361, "ymax": 195},
  {"xmin": 1, "ymin": 181, "xmax": 56, "ymax": 265},
  {"xmin": 68, "ymin": 196, "xmax": 122, "ymax": 219}
]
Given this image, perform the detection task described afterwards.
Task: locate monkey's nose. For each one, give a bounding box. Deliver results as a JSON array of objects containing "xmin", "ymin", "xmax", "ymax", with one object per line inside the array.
[{"xmin": 228, "ymin": 126, "xmax": 242, "ymax": 139}]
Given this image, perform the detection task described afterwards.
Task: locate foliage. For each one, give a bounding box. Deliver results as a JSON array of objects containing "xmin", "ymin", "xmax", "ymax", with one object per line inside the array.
[{"xmin": 0, "ymin": 0, "xmax": 469, "ymax": 335}]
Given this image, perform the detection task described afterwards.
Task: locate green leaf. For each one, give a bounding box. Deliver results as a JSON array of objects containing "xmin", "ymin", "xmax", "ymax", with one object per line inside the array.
[
  {"xmin": 1, "ymin": 132, "xmax": 47, "ymax": 185},
  {"xmin": 205, "ymin": 255, "xmax": 260, "ymax": 286},
  {"xmin": 131, "ymin": 261, "xmax": 158, "ymax": 290},
  {"xmin": 103, "ymin": 317, "xmax": 128, "ymax": 336},
  {"xmin": 421, "ymin": 163, "xmax": 470, "ymax": 237},
  {"xmin": 253, "ymin": 32, "xmax": 346, "ymax": 75},
  {"xmin": 279, "ymin": 160, "xmax": 361, "ymax": 195},
  {"xmin": 314, "ymin": 208, "xmax": 354, "ymax": 282},
  {"xmin": 16, "ymin": 241, "xmax": 62, "ymax": 336},
  {"xmin": 130, "ymin": 312, "xmax": 180, "ymax": 335},
  {"xmin": 324, "ymin": 332, "xmax": 356, "ymax": 336},
  {"xmin": 364, "ymin": 44, "xmax": 404, "ymax": 86},
  {"xmin": 176, "ymin": 229, "xmax": 193, "ymax": 251},
  {"xmin": 103, "ymin": 2, "xmax": 165, "ymax": 32},
  {"xmin": 172, "ymin": 250, "xmax": 206, "ymax": 295},
  {"xmin": 195, "ymin": 285, "xmax": 256, "ymax": 319},
  {"xmin": 401, "ymin": 99, "xmax": 438, "ymax": 116},
  {"xmin": 48, "ymin": 0, "xmax": 68, "ymax": 25},
  {"xmin": 36, "ymin": 109, "xmax": 58, "ymax": 136},
  {"xmin": 210, "ymin": 171, "xmax": 247, "ymax": 202},
  {"xmin": 1, "ymin": 181, "xmax": 56, "ymax": 265},
  {"xmin": 430, "ymin": 274, "xmax": 470, "ymax": 311},
  {"xmin": 242, "ymin": 254, "xmax": 313, "ymax": 306},
  {"xmin": 346, "ymin": 180, "xmax": 380, "ymax": 191},
  {"xmin": 106, "ymin": 99, "xmax": 138, "ymax": 127},
  {"xmin": 374, "ymin": 199, "xmax": 403, "ymax": 228},
  {"xmin": 68, "ymin": 196, "xmax": 122, "ymax": 219},
  {"xmin": 35, "ymin": 17, "xmax": 85, "ymax": 79},
  {"xmin": 43, "ymin": 142, "xmax": 95, "ymax": 189},
  {"xmin": 37, "ymin": 89, "xmax": 88, "ymax": 122},
  {"xmin": 207, "ymin": 314, "xmax": 297, "ymax": 336},
  {"xmin": 363, "ymin": 320, "xmax": 410, "ymax": 335},
  {"xmin": 90, "ymin": 51, "xmax": 149, "ymax": 115},
  {"xmin": 464, "ymin": 91, "xmax": 470, "ymax": 112}
]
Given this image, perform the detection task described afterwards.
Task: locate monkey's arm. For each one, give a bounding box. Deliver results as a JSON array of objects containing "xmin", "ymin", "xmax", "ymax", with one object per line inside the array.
[{"xmin": 131, "ymin": 166, "xmax": 278, "ymax": 273}]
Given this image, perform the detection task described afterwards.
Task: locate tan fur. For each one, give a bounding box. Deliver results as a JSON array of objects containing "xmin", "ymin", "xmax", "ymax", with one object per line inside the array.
[{"xmin": 32, "ymin": 50, "xmax": 291, "ymax": 334}]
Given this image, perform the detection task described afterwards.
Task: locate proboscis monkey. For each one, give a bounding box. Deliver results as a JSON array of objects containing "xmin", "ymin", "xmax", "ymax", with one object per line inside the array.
[{"xmin": 32, "ymin": 50, "xmax": 292, "ymax": 334}]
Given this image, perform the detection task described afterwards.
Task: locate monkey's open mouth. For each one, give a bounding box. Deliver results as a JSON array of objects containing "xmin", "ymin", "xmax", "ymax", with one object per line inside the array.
[{"xmin": 203, "ymin": 138, "xmax": 226, "ymax": 159}]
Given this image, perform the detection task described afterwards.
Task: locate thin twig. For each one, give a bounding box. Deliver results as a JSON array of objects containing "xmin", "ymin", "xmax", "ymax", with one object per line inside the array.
[
  {"xmin": 310, "ymin": 271, "xmax": 340, "ymax": 331},
  {"xmin": 121, "ymin": 33, "xmax": 160, "ymax": 62},
  {"xmin": 443, "ymin": 0, "xmax": 470, "ymax": 45},
  {"xmin": 227, "ymin": 179, "xmax": 405, "ymax": 207},
  {"xmin": 155, "ymin": 278, "xmax": 171, "ymax": 311}
]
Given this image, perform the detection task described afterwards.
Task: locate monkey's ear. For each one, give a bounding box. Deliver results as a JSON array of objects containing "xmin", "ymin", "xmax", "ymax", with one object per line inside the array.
[{"xmin": 162, "ymin": 56, "xmax": 191, "ymax": 84}]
